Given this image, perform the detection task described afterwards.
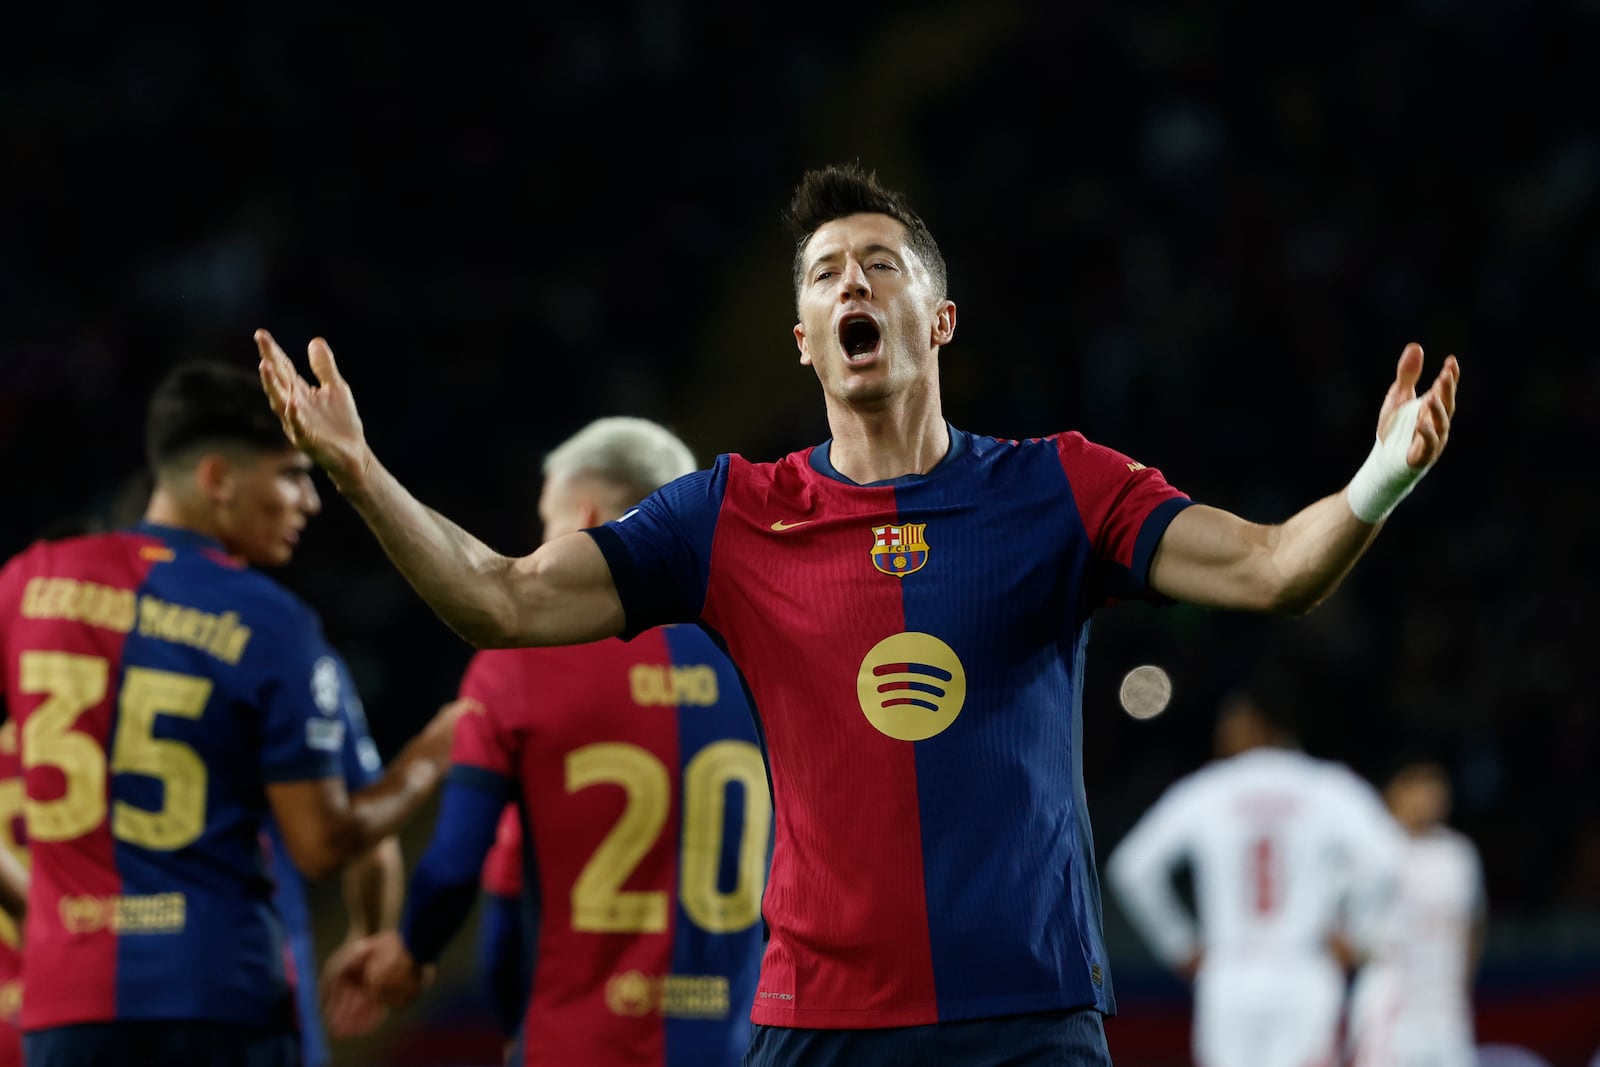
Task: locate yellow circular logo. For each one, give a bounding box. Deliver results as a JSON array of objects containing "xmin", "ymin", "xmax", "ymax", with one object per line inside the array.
[
  {"xmin": 856, "ymin": 632, "xmax": 967, "ymax": 741},
  {"xmin": 605, "ymin": 970, "xmax": 656, "ymax": 1017}
]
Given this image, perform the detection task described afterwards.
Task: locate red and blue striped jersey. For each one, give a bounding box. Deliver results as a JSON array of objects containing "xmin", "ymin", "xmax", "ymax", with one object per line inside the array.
[
  {"xmin": 451, "ymin": 625, "xmax": 770, "ymax": 1067},
  {"xmin": 589, "ymin": 428, "xmax": 1192, "ymax": 1028},
  {"xmin": 0, "ymin": 522, "xmax": 345, "ymax": 1031}
]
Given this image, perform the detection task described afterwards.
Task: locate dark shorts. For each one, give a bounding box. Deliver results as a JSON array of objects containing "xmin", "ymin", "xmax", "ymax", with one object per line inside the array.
[
  {"xmin": 744, "ymin": 1007, "xmax": 1110, "ymax": 1067},
  {"xmin": 24, "ymin": 1020, "xmax": 299, "ymax": 1067}
]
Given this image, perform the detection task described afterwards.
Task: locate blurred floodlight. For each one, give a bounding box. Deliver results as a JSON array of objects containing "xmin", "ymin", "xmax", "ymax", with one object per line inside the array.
[{"xmin": 1119, "ymin": 665, "xmax": 1172, "ymax": 720}]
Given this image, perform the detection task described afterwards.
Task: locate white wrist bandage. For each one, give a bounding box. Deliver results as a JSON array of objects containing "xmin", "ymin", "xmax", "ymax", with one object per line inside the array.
[{"xmin": 1345, "ymin": 397, "xmax": 1432, "ymax": 524}]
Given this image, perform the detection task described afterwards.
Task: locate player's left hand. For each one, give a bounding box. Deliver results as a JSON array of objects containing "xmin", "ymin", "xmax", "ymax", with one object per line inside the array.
[
  {"xmin": 320, "ymin": 936, "xmax": 388, "ymax": 1038},
  {"xmin": 1376, "ymin": 342, "xmax": 1460, "ymax": 469}
]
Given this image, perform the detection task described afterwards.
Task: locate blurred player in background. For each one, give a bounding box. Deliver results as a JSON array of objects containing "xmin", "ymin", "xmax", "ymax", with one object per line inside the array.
[
  {"xmin": 258, "ymin": 161, "xmax": 1458, "ymax": 1065},
  {"xmin": 333, "ymin": 417, "xmax": 772, "ymax": 1067},
  {"xmin": 67, "ymin": 445, "xmax": 407, "ymax": 1066},
  {"xmin": 0, "ymin": 362, "xmax": 463, "ymax": 1067},
  {"xmin": 1107, "ymin": 687, "xmax": 1407, "ymax": 1067},
  {"xmin": 1347, "ymin": 761, "xmax": 1486, "ymax": 1067}
]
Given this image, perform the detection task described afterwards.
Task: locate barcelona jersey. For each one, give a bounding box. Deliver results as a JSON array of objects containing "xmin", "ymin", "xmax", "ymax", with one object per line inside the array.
[
  {"xmin": 451, "ymin": 625, "xmax": 770, "ymax": 1067},
  {"xmin": 0, "ymin": 523, "xmax": 345, "ymax": 1031},
  {"xmin": 589, "ymin": 428, "xmax": 1192, "ymax": 1028}
]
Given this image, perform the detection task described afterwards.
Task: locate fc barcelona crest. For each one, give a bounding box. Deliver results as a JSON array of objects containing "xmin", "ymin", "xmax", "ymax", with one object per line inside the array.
[{"xmin": 870, "ymin": 523, "xmax": 929, "ymax": 578}]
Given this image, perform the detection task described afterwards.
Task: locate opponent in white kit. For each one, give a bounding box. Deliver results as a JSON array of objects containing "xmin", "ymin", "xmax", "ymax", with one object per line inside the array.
[
  {"xmin": 1347, "ymin": 761, "xmax": 1486, "ymax": 1067},
  {"xmin": 1108, "ymin": 688, "xmax": 1406, "ymax": 1067}
]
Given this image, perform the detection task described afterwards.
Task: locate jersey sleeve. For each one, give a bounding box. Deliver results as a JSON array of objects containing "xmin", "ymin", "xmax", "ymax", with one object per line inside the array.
[
  {"xmin": 450, "ymin": 652, "xmax": 518, "ymax": 795},
  {"xmin": 256, "ymin": 607, "xmax": 347, "ymax": 784},
  {"xmin": 583, "ymin": 460, "xmax": 728, "ymax": 639},
  {"xmin": 480, "ymin": 804, "xmax": 524, "ymax": 899},
  {"xmin": 332, "ymin": 653, "xmax": 383, "ymax": 792},
  {"xmin": 1053, "ymin": 432, "xmax": 1193, "ymax": 605}
]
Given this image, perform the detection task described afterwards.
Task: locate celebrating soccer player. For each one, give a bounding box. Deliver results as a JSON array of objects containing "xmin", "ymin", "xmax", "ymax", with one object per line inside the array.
[{"xmin": 256, "ymin": 162, "xmax": 1458, "ymax": 1066}]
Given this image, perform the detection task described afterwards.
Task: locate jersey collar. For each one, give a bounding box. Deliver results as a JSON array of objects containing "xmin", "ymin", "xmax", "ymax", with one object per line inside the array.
[{"xmin": 808, "ymin": 424, "xmax": 971, "ymax": 487}]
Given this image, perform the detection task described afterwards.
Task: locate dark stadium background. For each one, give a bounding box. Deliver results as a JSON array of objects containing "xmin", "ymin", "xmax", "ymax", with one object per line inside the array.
[{"xmin": 4, "ymin": 3, "xmax": 1597, "ymax": 1064}]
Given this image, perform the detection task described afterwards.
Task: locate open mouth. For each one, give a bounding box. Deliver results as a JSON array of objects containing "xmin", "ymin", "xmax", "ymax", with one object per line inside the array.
[{"xmin": 838, "ymin": 314, "xmax": 882, "ymax": 363}]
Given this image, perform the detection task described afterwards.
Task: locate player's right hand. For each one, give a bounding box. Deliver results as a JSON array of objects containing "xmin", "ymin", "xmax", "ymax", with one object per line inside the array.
[
  {"xmin": 255, "ymin": 329, "xmax": 372, "ymax": 491},
  {"xmin": 359, "ymin": 929, "xmax": 433, "ymax": 1010}
]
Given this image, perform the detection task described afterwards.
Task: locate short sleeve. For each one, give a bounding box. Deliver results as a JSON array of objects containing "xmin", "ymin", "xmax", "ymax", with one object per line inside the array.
[
  {"xmin": 584, "ymin": 460, "xmax": 728, "ymax": 639},
  {"xmin": 1054, "ymin": 432, "xmax": 1192, "ymax": 604},
  {"xmin": 332, "ymin": 654, "xmax": 383, "ymax": 792},
  {"xmin": 451, "ymin": 651, "xmax": 518, "ymax": 785},
  {"xmin": 257, "ymin": 613, "xmax": 346, "ymax": 784},
  {"xmin": 480, "ymin": 804, "xmax": 524, "ymax": 899}
]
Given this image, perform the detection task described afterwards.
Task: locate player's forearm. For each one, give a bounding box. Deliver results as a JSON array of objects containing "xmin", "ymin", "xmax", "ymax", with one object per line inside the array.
[
  {"xmin": 338, "ymin": 734, "xmax": 453, "ymax": 859},
  {"xmin": 342, "ymin": 836, "xmax": 404, "ymax": 939},
  {"xmin": 1261, "ymin": 491, "xmax": 1384, "ymax": 614},
  {"xmin": 401, "ymin": 781, "xmax": 504, "ymax": 964},
  {"xmin": 336, "ymin": 453, "xmax": 526, "ymax": 646}
]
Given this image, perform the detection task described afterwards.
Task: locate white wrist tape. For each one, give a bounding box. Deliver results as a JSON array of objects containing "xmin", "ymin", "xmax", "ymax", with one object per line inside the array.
[{"xmin": 1345, "ymin": 397, "xmax": 1432, "ymax": 524}]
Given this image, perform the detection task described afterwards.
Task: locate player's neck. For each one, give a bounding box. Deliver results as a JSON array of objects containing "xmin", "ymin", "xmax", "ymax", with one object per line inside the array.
[
  {"xmin": 823, "ymin": 390, "xmax": 950, "ymax": 485},
  {"xmin": 144, "ymin": 488, "xmax": 224, "ymax": 544}
]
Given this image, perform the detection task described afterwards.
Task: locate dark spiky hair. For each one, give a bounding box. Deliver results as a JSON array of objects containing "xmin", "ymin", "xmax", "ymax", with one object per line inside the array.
[
  {"xmin": 784, "ymin": 162, "xmax": 947, "ymax": 303},
  {"xmin": 145, "ymin": 360, "xmax": 292, "ymax": 476}
]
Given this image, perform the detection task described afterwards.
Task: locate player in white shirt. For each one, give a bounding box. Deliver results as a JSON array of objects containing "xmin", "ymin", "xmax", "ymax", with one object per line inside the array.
[
  {"xmin": 1347, "ymin": 761, "xmax": 1486, "ymax": 1067},
  {"xmin": 1107, "ymin": 688, "xmax": 1406, "ymax": 1067}
]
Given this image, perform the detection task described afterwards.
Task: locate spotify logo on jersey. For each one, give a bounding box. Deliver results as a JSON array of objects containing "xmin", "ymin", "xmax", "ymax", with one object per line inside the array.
[{"xmin": 856, "ymin": 632, "xmax": 968, "ymax": 741}]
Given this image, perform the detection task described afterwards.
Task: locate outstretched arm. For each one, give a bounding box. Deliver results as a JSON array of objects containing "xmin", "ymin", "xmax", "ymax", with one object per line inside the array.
[
  {"xmin": 1149, "ymin": 343, "xmax": 1459, "ymax": 614},
  {"xmin": 255, "ymin": 330, "xmax": 624, "ymax": 648}
]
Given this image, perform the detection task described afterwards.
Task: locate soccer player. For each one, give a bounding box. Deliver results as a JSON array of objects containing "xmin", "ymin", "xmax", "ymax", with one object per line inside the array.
[
  {"xmin": 0, "ymin": 361, "xmax": 464, "ymax": 1067},
  {"xmin": 330, "ymin": 416, "xmax": 771, "ymax": 1067},
  {"xmin": 255, "ymin": 161, "xmax": 1459, "ymax": 1065},
  {"xmin": 1107, "ymin": 688, "xmax": 1407, "ymax": 1067},
  {"xmin": 1347, "ymin": 761, "xmax": 1486, "ymax": 1067}
]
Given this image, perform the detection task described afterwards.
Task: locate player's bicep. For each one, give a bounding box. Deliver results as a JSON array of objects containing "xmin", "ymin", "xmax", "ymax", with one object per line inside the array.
[
  {"xmin": 498, "ymin": 532, "xmax": 625, "ymax": 648},
  {"xmin": 266, "ymin": 777, "xmax": 359, "ymax": 881},
  {"xmin": 1147, "ymin": 505, "xmax": 1279, "ymax": 611}
]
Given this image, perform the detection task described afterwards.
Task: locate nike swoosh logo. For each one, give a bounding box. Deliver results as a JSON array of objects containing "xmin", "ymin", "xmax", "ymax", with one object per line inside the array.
[{"xmin": 770, "ymin": 520, "xmax": 814, "ymax": 532}]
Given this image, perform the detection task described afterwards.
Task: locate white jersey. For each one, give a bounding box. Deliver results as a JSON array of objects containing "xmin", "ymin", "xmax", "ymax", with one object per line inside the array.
[
  {"xmin": 1348, "ymin": 826, "xmax": 1485, "ymax": 1067},
  {"xmin": 1109, "ymin": 747, "xmax": 1406, "ymax": 968},
  {"xmin": 1108, "ymin": 747, "xmax": 1407, "ymax": 1067}
]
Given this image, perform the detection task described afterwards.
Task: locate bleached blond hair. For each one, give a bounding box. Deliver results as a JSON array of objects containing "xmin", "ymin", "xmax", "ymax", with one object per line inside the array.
[{"xmin": 542, "ymin": 416, "xmax": 698, "ymax": 505}]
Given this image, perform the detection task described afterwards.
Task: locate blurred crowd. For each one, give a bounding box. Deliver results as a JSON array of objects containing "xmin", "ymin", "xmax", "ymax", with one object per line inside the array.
[{"xmin": 3, "ymin": 0, "xmax": 1596, "ymax": 941}]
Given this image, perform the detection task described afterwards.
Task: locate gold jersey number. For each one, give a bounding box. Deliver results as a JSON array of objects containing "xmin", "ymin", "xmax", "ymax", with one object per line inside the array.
[
  {"xmin": 566, "ymin": 740, "xmax": 771, "ymax": 936},
  {"xmin": 19, "ymin": 651, "xmax": 212, "ymax": 852}
]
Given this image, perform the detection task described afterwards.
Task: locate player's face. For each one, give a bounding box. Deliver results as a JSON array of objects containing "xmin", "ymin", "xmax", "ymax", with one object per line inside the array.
[
  {"xmin": 793, "ymin": 213, "xmax": 956, "ymax": 409},
  {"xmin": 1388, "ymin": 776, "xmax": 1451, "ymax": 834},
  {"xmin": 215, "ymin": 448, "xmax": 321, "ymax": 567}
]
